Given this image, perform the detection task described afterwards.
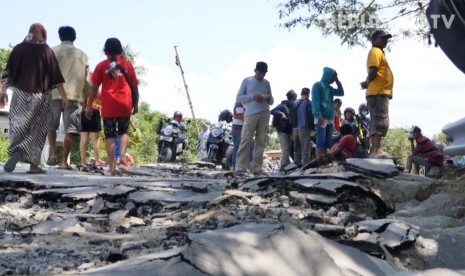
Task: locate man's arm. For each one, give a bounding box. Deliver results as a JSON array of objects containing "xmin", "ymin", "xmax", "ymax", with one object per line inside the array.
[{"xmin": 236, "ymin": 78, "xmax": 253, "ymax": 103}]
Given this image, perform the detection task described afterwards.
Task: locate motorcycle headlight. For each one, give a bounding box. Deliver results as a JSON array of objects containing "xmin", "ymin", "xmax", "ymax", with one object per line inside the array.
[
  {"xmin": 212, "ymin": 126, "xmax": 222, "ymax": 137},
  {"xmin": 172, "ymin": 127, "xmax": 180, "ymax": 134},
  {"xmin": 163, "ymin": 125, "xmax": 173, "ymax": 135}
]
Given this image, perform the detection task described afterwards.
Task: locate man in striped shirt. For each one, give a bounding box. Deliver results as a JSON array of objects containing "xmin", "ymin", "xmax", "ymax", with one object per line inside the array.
[{"xmin": 405, "ymin": 126, "xmax": 444, "ymax": 175}]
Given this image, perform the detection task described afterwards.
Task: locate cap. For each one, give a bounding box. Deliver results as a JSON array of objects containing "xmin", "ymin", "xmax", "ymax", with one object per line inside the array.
[
  {"xmin": 371, "ymin": 30, "xmax": 392, "ymax": 42},
  {"xmin": 301, "ymin": 87, "xmax": 310, "ymax": 95},
  {"xmin": 409, "ymin": 125, "xmax": 421, "ymax": 134},
  {"xmin": 255, "ymin": 61, "xmax": 268, "ymax": 73}
]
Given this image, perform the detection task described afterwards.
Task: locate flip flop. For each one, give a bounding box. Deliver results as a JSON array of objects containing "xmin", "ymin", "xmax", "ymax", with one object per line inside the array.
[
  {"xmin": 27, "ymin": 168, "xmax": 47, "ymax": 174},
  {"xmin": 46, "ymin": 157, "xmax": 58, "ymax": 166},
  {"xmin": 4, "ymin": 151, "xmax": 22, "ymax": 173},
  {"xmin": 58, "ymin": 165, "xmax": 73, "ymax": 170}
]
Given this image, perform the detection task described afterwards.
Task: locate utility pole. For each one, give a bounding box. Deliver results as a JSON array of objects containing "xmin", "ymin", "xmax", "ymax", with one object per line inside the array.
[{"xmin": 174, "ymin": 46, "xmax": 196, "ymax": 121}]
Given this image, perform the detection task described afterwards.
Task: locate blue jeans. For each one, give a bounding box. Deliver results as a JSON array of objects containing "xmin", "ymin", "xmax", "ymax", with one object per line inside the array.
[
  {"xmin": 231, "ymin": 128, "xmax": 241, "ymax": 169},
  {"xmin": 316, "ymin": 123, "xmax": 334, "ymax": 149}
]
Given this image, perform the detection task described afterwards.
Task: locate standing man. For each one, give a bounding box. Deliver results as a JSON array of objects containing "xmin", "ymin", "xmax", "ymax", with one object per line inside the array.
[
  {"xmin": 48, "ymin": 26, "xmax": 91, "ymax": 169},
  {"xmin": 235, "ymin": 61, "xmax": 274, "ymax": 175},
  {"xmin": 360, "ymin": 30, "xmax": 394, "ymax": 158},
  {"xmin": 294, "ymin": 87, "xmax": 316, "ymax": 165},
  {"xmin": 270, "ymin": 90, "xmax": 296, "ymax": 169},
  {"xmin": 312, "ymin": 67, "xmax": 344, "ymax": 158}
]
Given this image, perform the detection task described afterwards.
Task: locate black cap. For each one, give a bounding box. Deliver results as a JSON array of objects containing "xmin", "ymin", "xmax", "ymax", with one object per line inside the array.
[
  {"xmin": 408, "ymin": 125, "xmax": 421, "ymax": 134},
  {"xmin": 255, "ymin": 61, "xmax": 268, "ymax": 73},
  {"xmin": 301, "ymin": 87, "xmax": 310, "ymax": 95},
  {"xmin": 371, "ymin": 30, "xmax": 392, "ymax": 42}
]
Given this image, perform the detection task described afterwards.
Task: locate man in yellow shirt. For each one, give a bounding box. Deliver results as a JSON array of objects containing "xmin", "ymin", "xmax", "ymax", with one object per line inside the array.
[{"xmin": 360, "ymin": 30, "xmax": 394, "ymax": 158}]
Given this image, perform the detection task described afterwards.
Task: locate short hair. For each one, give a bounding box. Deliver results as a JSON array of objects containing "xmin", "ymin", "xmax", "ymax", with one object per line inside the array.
[
  {"xmin": 104, "ymin": 38, "xmax": 123, "ymax": 57},
  {"xmin": 333, "ymin": 98, "xmax": 342, "ymax": 104},
  {"xmin": 58, "ymin": 26, "xmax": 76, "ymax": 42},
  {"xmin": 340, "ymin": 124, "xmax": 353, "ymax": 135}
]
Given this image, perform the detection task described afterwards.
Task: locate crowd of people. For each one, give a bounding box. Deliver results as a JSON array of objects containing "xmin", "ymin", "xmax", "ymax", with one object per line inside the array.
[
  {"xmin": 0, "ymin": 23, "xmax": 138, "ymax": 176},
  {"xmin": 0, "ymin": 25, "xmax": 446, "ymax": 177}
]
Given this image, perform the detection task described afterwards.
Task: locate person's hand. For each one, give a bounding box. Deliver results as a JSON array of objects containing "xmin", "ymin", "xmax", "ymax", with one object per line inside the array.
[
  {"xmin": 318, "ymin": 118, "xmax": 327, "ymax": 128},
  {"xmin": 85, "ymin": 106, "xmax": 93, "ymax": 120},
  {"xmin": 334, "ymin": 72, "xmax": 339, "ymax": 82},
  {"xmin": 253, "ymin": 94, "xmax": 264, "ymax": 102},
  {"xmin": 281, "ymin": 113, "xmax": 287, "ymax": 120},
  {"xmin": 132, "ymin": 106, "xmax": 138, "ymax": 115},
  {"xmin": 61, "ymin": 97, "xmax": 69, "ymax": 109},
  {"xmin": 0, "ymin": 93, "xmax": 8, "ymax": 108},
  {"xmin": 360, "ymin": 81, "xmax": 368, "ymax": 89}
]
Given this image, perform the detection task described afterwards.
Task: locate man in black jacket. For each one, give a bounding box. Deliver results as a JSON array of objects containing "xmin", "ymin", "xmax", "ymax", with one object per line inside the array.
[{"xmin": 271, "ymin": 90, "xmax": 296, "ymax": 169}]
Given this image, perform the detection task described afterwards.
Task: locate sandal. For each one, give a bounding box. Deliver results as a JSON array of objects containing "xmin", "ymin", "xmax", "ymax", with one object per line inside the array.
[
  {"xmin": 27, "ymin": 168, "xmax": 47, "ymax": 174},
  {"xmin": 4, "ymin": 151, "xmax": 22, "ymax": 173},
  {"xmin": 58, "ymin": 164, "xmax": 73, "ymax": 170},
  {"xmin": 46, "ymin": 157, "xmax": 58, "ymax": 166}
]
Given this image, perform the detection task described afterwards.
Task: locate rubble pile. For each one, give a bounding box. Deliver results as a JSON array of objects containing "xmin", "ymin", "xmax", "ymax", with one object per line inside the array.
[{"xmin": 0, "ymin": 160, "xmax": 464, "ymax": 275}]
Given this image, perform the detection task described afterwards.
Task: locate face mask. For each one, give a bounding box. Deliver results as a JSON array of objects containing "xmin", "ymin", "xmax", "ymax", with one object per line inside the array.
[{"xmin": 362, "ymin": 111, "xmax": 368, "ymax": 116}]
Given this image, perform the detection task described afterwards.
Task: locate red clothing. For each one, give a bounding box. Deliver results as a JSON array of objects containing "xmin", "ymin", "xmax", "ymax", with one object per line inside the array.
[
  {"xmin": 335, "ymin": 134, "xmax": 358, "ymax": 159},
  {"xmin": 334, "ymin": 114, "xmax": 341, "ymax": 131},
  {"xmin": 92, "ymin": 56, "xmax": 137, "ymax": 118},
  {"xmin": 413, "ymin": 135, "xmax": 443, "ymax": 166}
]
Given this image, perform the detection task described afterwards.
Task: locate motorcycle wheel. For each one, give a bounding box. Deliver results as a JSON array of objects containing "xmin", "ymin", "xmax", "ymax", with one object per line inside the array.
[
  {"xmin": 223, "ymin": 146, "xmax": 234, "ymax": 170},
  {"xmin": 158, "ymin": 147, "xmax": 173, "ymax": 163}
]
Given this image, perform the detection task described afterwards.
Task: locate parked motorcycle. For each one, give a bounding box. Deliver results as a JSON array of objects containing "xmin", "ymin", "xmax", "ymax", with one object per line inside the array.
[
  {"xmin": 157, "ymin": 118, "xmax": 188, "ymax": 163},
  {"xmin": 203, "ymin": 121, "xmax": 234, "ymax": 170}
]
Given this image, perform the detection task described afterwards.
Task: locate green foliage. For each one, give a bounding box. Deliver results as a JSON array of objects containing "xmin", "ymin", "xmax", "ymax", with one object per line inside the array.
[
  {"xmin": 382, "ymin": 127, "xmax": 411, "ymax": 165},
  {"xmin": 277, "ymin": 0, "xmax": 430, "ymax": 47},
  {"xmin": 266, "ymin": 129, "xmax": 281, "ymax": 151},
  {"xmin": 0, "ymin": 132, "xmax": 9, "ymax": 162},
  {"xmin": 432, "ymin": 132, "xmax": 448, "ymax": 144},
  {"xmin": 0, "ymin": 48, "xmax": 11, "ymax": 74}
]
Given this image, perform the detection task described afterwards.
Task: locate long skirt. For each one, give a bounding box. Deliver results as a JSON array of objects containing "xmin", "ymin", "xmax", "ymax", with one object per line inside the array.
[{"xmin": 8, "ymin": 89, "xmax": 52, "ymax": 166}]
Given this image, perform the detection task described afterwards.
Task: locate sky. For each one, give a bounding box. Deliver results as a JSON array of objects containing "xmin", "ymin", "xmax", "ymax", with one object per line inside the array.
[{"xmin": 1, "ymin": 0, "xmax": 464, "ymax": 137}]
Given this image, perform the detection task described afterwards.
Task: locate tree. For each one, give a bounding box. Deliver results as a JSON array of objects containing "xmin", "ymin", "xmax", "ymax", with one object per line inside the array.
[
  {"xmin": 0, "ymin": 48, "xmax": 12, "ymax": 74},
  {"xmin": 123, "ymin": 45, "xmax": 148, "ymax": 86},
  {"xmin": 278, "ymin": 0, "xmax": 431, "ymax": 47}
]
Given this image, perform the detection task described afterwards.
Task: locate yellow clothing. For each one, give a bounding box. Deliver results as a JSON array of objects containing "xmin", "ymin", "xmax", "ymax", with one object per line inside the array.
[
  {"xmin": 51, "ymin": 41, "xmax": 91, "ymax": 101},
  {"xmin": 366, "ymin": 47, "xmax": 393, "ymax": 98}
]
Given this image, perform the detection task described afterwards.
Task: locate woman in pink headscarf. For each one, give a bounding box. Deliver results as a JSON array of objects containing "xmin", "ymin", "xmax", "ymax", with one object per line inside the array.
[{"xmin": 0, "ymin": 23, "xmax": 68, "ymax": 173}]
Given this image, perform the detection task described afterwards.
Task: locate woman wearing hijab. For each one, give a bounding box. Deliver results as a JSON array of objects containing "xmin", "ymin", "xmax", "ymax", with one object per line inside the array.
[
  {"xmin": 0, "ymin": 23, "xmax": 68, "ymax": 174},
  {"xmin": 85, "ymin": 38, "xmax": 139, "ymax": 176}
]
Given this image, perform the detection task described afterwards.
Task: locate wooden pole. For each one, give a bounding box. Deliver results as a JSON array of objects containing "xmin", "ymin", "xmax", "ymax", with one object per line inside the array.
[{"xmin": 174, "ymin": 46, "xmax": 196, "ymax": 122}]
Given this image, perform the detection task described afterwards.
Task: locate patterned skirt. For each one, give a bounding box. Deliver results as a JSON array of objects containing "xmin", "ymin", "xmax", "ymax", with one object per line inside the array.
[{"xmin": 8, "ymin": 88, "xmax": 52, "ymax": 166}]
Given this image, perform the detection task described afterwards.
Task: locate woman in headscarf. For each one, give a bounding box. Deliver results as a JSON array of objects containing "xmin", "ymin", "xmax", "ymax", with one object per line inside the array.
[{"xmin": 0, "ymin": 23, "xmax": 68, "ymax": 173}]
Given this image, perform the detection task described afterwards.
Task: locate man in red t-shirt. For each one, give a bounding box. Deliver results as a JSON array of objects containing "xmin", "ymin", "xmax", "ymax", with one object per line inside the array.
[
  {"xmin": 329, "ymin": 124, "xmax": 358, "ymax": 160},
  {"xmin": 405, "ymin": 126, "xmax": 443, "ymax": 174}
]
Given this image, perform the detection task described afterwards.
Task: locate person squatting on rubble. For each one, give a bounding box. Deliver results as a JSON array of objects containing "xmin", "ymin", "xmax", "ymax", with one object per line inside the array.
[
  {"xmin": 85, "ymin": 37, "xmax": 139, "ymax": 176},
  {"xmin": 235, "ymin": 61, "xmax": 274, "ymax": 176},
  {"xmin": 405, "ymin": 126, "xmax": 444, "ymax": 175},
  {"xmin": 329, "ymin": 124, "xmax": 358, "ymax": 160},
  {"xmin": 270, "ymin": 89, "xmax": 296, "ymax": 170},
  {"xmin": 1, "ymin": 23, "xmax": 69, "ymax": 174},
  {"xmin": 312, "ymin": 67, "xmax": 344, "ymax": 158},
  {"xmin": 47, "ymin": 26, "xmax": 91, "ymax": 170},
  {"xmin": 294, "ymin": 87, "xmax": 316, "ymax": 166}
]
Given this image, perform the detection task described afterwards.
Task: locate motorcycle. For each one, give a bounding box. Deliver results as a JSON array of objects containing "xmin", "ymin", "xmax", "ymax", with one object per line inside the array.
[
  {"xmin": 157, "ymin": 119, "xmax": 188, "ymax": 163},
  {"xmin": 203, "ymin": 121, "xmax": 234, "ymax": 170},
  {"xmin": 355, "ymin": 114, "xmax": 370, "ymax": 158}
]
